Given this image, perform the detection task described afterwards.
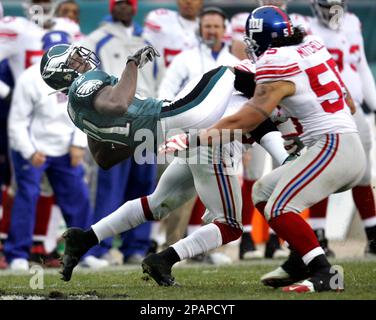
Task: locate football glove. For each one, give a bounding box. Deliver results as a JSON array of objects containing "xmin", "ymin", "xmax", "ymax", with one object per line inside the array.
[
  {"xmin": 158, "ymin": 133, "xmax": 191, "ymax": 155},
  {"xmin": 127, "ymin": 45, "xmax": 160, "ymax": 68},
  {"xmin": 283, "ymin": 135, "xmax": 305, "ymax": 155}
]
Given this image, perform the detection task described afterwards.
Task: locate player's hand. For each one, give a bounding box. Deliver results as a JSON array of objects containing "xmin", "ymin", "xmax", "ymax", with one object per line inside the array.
[
  {"xmin": 159, "ymin": 133, "xmax": 190, "ymax": 155},
  {"xmin": 282, "ymin": 135, "xmax": 305, "ymax": 155},
  {"xmin": 127, "ymin": 45, "xmax": 160, "ymax": 69}
]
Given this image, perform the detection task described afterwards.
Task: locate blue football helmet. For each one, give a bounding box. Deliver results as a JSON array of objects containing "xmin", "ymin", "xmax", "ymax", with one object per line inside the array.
[{"xmin": 244, "ymin": 5, "xmax": 294, "ymax": 62}]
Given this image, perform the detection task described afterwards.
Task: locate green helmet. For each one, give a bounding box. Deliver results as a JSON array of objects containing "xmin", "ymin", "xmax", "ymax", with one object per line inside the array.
[{"xmin": 40, "ymin": 44, "xmax": 100, "ymax": 93}]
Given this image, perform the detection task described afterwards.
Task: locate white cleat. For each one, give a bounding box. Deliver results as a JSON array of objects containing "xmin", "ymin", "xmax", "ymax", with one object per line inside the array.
[
  {"xmin": 272, "ymin": 248, "xmax": 290, "ymax": 258},
  {"xmin": 260, "ymin": 266, "xmax": 296, "ymax": 288},
  {"xmin": 242, "ymin": 249, "xmax": 264, "ymax": 260},
  {"xmin": 80, "ymin": 255, "xmax": 110, "ymax": 269},
  {"xmin": 10, "ymin": 258, "xmax": 29, "ymax": 271},
  {"xmin": 207, "ymin": 252, "xmax": 232, "ymax": 265}
]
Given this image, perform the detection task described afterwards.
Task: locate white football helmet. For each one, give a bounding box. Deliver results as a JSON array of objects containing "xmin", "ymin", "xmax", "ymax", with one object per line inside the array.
[{"xmin": 22, "ymin": 0, "xmax": 56, "ymax": 27}]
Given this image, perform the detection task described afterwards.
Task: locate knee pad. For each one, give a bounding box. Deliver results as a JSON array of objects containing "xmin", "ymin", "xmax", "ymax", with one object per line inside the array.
[{"xmin": 214, "ymin": 221, "xmax": 242, "ymax": 244}]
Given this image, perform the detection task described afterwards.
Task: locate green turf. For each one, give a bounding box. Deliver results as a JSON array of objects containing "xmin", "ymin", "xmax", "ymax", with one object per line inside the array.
[{"xmin": 0, "ymin": 259, "xmax": 375, "ymax": 300}]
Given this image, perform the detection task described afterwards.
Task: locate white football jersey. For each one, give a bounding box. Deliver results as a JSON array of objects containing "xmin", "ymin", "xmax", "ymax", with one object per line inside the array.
[
  {"xmin": 0, "ymin": 16, "xmax": 45, "ymax": 80},
  {"xmin": 255, "ymin": 35, "xmax": 357, "ymax": 146},
  {"xmin": 309, "ymin": 14, "xmax": 364, "ymax": 105},
  {"xmin": 143, "ymin": 8, "xmax": 199, "ymax": 67}
]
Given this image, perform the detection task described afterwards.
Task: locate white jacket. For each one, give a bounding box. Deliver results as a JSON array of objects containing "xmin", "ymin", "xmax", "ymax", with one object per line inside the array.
[
  {"xmin": 8, "ymin": 64, "xmax": 87, "ymax": 160},
  {"xmin": 80, "ymin": 21, "xmax": 163, "ymax": 98},
  {"xmin": 158, "ymin": 42, "xmax": 239, "ymax": 100}
]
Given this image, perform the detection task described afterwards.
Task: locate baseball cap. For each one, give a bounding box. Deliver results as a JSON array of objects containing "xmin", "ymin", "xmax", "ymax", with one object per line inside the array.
[{"xmin": 109, "ymin": 0, "xmax": 137, "ymax": 14}]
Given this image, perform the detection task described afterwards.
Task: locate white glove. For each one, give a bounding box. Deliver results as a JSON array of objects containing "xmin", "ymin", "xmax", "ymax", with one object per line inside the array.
[
  {"xmin": 127, "ymin": 45, "xmax": 160, "ymax": 69},
  {"xmin": 159, "ymin": 133, "xmax": 190, "ymax": 155}
]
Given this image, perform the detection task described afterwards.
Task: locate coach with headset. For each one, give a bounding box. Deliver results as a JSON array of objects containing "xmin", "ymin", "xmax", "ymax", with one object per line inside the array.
[{"xmin": 158, "ymin": 7, "xmax": 239, "ymax": 100}]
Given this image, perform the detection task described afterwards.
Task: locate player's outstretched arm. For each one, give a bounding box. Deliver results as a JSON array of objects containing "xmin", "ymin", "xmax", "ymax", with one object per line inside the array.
[
  {"xmin": 88, "ymin": 137, "xmax": 133, "ymax": 170},
  {"xmin": 93, "ymin": 46, "xmax": 160, "ymax": 116},
  {"xmin": 199, "ymin": 81, "xmax": 295, "ymax": 145}
]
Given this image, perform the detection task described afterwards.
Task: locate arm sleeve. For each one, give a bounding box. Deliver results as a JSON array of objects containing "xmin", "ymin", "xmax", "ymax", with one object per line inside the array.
[
  {"xmin": 157, "ymin": 52, "xmax": 189, "ymax": 100},
  {"xmin": 255, "ymin": 48, "xmax": 302, "ymax": 85},
  {"xmin": 7, "ymin": 73, "xmax": 36, "ymax": 159}
]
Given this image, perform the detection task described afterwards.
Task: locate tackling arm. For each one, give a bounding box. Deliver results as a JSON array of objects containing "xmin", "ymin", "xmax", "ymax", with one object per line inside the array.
[{"xmin": 198, "ymin": 80, "xmax": 295, "ymax": 145}]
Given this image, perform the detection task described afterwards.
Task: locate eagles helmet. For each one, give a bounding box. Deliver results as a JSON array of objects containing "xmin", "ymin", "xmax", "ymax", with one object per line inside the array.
[
  {"xmin": 311, "ymin": 0, "xmax": 347, "ymax": 30},
  {"xmin": 244, "ymin": 6, "xmax": 295, "ymax": 62},
  {"xmin": 40, "ymin": 44, "xmax": 100, "ymax": 93}
]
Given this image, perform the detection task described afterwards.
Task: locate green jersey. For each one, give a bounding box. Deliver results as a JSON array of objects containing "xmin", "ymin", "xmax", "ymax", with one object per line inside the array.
[{"xmin": 67, "ymin": 69, "xmax": 163, "ymax": 150}]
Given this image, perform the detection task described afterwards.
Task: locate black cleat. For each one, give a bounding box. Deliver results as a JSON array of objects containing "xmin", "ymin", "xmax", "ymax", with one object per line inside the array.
[
  {"xmin": 60, "ymin": 228, "xmax": 91, "ymax": 282},
  {"xmin": 239, "ymin": 232, "xmax": 263, "ymax": 260},
  {"xmin": 142, "ymin": 253, "xmax": 180, "ymax": 287},
  {"xmin": 365, "ymin": 239, "xmax": 376, "ymax": 257},
  {"xmin": 261, "ymin": 250, "xmax": 310, "ymax": 288}
]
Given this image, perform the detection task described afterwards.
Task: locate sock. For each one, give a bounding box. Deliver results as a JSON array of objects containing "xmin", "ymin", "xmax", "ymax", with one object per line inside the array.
[
  {"xmin": 269, "ymin": 212, "xmax": 321, "ymax": 259},
  {"xmin": 172, "ymin": 223, "xmax": 222, "ymax": 260},
  {"xmin": 92, "ymin": 198, "xmax": 147, "ymax": 242},
  {"xmin": 309, "ymin": 198, "xmax": 328, "ymax": 218},
  {"xmin": 187, "ymin": 197, "xmax": 205, "ymax": 235},
  {"xmin": 365, "ymin": 225, "xmax": 376, "ymax": 242},
  {"xmin": 84, "ymin": 228, "xmax": 99, "ymax": 248},
  {"xmin": 307, "ymin": 254, "xmax": 331, "ymax": 273},
  {"xmin": 352, "ymin": 185, "xmax": 376, "ymax": 220},
  {"xmin": 159, "ymin": 247, "xmax": 181, "ymax": 266}
]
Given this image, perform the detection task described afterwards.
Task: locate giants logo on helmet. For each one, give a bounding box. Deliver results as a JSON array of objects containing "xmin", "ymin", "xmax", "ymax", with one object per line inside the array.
[{"xmin": 248, "ymin": 18, "xmax": 264, "ymax": 33}]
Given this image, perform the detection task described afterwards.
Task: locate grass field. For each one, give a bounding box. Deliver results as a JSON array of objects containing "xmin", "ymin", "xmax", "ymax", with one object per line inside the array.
[{"xmin": 0, "ymin": 259, "xmax": 375, "ymax": 300}]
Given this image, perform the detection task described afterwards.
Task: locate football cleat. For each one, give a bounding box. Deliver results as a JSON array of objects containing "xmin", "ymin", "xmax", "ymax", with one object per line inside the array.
[
  {"xmin": 261, "ymin": 250, "xmax": 310, "ymax": 288},
  {"xmin": 282, "ymin": 268, "xmax": 344, "ymax": 293},
  {"xmin": 239, "ymin": 233, "xmax": 263, "ymax": 260},
  {"xmin": 142, "ymin": 253, "xmax": 180, "ymax": 287},
  {"xmin": 60, "ymin": 228, "xmax": 91, "ymax": 281}
]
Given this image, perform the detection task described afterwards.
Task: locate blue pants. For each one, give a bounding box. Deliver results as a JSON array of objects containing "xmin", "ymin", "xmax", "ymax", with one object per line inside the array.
[
  {"xmin": 4, "ymin": 151, "xmax": 92, "ymax": 262},
  {"xmin": 89, "ymin": 158, "xmax": 156, "ymax": 261}
]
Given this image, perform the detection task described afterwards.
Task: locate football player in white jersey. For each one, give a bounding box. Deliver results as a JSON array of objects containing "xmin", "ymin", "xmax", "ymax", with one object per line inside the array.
[
  {"xmin": 302, "ymin": 0, "xmax": 376, "ymax": 257},
  {"xmin": 232, "ymin": 0, "xmax": 311, "ymax": 260},
  {"xmin": 143, "ymin": 0, "xmax": 203, "ymax": 67},
  {"xmin": 164, "ymin": 6, "xmax": 365, "ymax": 292}
]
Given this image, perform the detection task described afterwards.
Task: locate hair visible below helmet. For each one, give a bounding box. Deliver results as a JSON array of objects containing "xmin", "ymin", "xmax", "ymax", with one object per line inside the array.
[
  {"xmin": 311, "ymin": 0, "xmax": 347, "ymax": 30},
  {"xmin": 244, "ymin": 6, "xmax": 303, "ymax": 62},
  {"xmin": 40, "ymin": 44, "xmax": 100, "ymax": 93}
]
